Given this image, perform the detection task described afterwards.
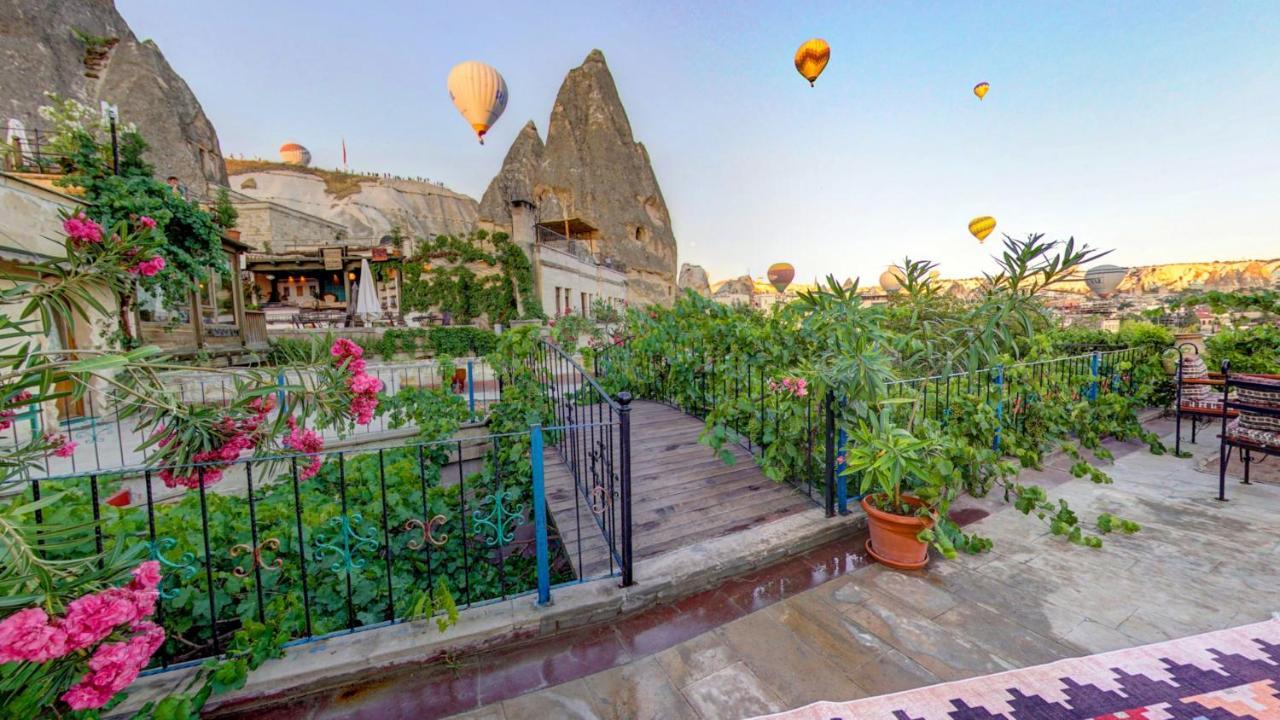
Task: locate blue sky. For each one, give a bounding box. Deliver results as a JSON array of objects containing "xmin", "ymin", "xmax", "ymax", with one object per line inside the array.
[{"xmin": 117, "ymin": 1, "xmax": 1280, "ymax": 283}]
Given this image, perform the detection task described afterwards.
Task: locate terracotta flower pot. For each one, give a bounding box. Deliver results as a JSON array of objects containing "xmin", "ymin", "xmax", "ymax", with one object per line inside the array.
[{"xmin": 862, "ymin": 494, "xmax": 932, "ymax": 570}]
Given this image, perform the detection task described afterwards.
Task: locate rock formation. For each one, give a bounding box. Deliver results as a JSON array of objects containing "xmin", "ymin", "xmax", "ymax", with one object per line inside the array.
[
  {"xmin": 479, "ymin": 50, "xmax": 678, "ymax": 305},
  {"xmin": 226, "ymin": 159, "xmax": 478, "ymax": 244},
  {"xmin": 712, "ymin": 275, "xmax": 756, "ymax": 299},
  {"xmin": 0, "ymin": 0, "xmax": 227, "ymax": 193},
  {"xmin": 927, "ymin": 258, "xmax": 1280, "ymax": 298},
  {"xmin": 678, "ymin": 263, "xmax": 711, "ymax": 297}
]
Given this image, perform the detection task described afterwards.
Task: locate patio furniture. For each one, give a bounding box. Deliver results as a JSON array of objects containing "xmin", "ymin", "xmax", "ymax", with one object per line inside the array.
[
  {"xmin": 1215, "ymin": 361, "xmax": 1280, "ymax": 501},
  {"xmin": 1172, "ymin": 343, "xmax": 1237, "ymax": 454},
  {"xmin": 294, "ymin": 309, "xmax": 349, "ymax": 328}
]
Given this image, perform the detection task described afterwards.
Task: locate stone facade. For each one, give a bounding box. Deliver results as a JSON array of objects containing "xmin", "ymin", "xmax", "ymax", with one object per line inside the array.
[
  {"xmin": 231, "ymin": 198, "xmax": 347, "ymax": 253},
  {"xmin": 538, "ymin": 243, "xmax": 627, "ymax": 318}
]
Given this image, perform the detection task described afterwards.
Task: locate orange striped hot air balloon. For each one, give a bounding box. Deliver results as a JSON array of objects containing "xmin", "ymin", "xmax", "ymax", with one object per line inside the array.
[
  {"xmin": 767, "ymin": 263, "xmax": 795, "ymax": 293},
  {"xmin": 968, "ymin": 216, "xmax": 997, "ymax": 243},
  {"xmin": 973, "ymin": 82, "xmax": 990, "ymax": 100},
  {"xmin": 794, "ymin": 39, "xmax": 831, "ymax": 87}
]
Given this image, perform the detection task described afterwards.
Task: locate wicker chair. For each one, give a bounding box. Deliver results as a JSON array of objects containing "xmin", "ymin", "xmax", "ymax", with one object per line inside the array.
[{"xmin": 1215, "ymin": 361, "xmax": 1280, "ymax": 501}]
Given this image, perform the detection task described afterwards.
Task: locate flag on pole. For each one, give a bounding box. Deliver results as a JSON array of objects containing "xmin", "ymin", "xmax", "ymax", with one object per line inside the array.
[{"xmin": 341, "ymin": 138, "xmax": 347, "ymax": 169}]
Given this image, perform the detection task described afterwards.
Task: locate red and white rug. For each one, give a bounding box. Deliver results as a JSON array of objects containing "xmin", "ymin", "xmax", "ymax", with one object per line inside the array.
[{"xmin": 754, "ymin": 618, "xmax": 1280, "ymax": 719}]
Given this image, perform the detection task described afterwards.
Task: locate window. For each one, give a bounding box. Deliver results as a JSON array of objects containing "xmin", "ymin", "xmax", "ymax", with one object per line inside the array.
[
  {"xmin": 581, "ymin": 292, "xmax": 588, "ymax": 316},
  {"xmin": 554, "ymin": 286, "xmax": 562, "ymax": 315}
]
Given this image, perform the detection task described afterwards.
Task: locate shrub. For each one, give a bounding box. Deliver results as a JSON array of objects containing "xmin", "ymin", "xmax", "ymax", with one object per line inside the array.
[{"xmin": 1206, "ymin": 325, "xmax": 1280, "ymax": 374}]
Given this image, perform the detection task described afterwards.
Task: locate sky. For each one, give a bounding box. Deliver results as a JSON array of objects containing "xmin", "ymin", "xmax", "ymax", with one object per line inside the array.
[{"xmin": 116, "ymin": 1, "xmax": 1280, "ymax": 284}]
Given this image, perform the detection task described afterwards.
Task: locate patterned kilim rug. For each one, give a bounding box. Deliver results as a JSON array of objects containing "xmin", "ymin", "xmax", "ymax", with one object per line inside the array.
[{"xmin": 753, "ymin": 618, "xmax": 1280, "ymax": 720}]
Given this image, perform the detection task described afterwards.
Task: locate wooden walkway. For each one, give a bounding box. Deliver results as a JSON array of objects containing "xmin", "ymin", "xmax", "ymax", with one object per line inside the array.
[{"xmin": 544, "ymin": 400, "xmax": 814, "ymax": 579}]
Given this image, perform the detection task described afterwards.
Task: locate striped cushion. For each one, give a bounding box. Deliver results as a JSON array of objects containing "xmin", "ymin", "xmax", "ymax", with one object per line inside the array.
[{"xmin": 1226, "ymin": 419, "xmax": 1280, "ymax": 448}]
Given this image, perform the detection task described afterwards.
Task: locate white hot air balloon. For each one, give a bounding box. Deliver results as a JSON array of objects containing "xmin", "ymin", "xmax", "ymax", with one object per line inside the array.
[
  {"xmin": 447, "ymin": 61, "xmax": 508, "ymax": 145},
  {"xmin": 1084, "ymin": 265, "xmax": 1128, "ymax": 298}
]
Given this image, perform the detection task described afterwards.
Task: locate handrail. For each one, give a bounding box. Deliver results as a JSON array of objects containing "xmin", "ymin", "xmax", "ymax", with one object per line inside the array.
[
  {"xmin": 542, "ymin": 339, "xmax": 622, "ymax": 411},
  {"xmin": 888, "ymin": 347, "xmax": 1146, "ymax": 387}
]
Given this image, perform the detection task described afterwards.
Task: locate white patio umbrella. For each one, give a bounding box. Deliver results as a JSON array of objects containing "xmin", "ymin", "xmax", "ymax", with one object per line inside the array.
[{"xmin": 354, "ymin": 258, "xmax": 381, "ymax": 323}]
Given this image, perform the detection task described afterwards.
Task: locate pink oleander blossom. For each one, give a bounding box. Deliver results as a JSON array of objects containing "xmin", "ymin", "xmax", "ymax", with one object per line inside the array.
[
  {"xmin": 330, "ymin": 338, "xmax": 363, "ymax": 363},
  {"xmin": 0, "ymin": 608, "xmax": 68, "ymax": 664},
  {"xmin": 60, "ymin": 621, "xmax": 165, "ymax": 710},
  {"xmin": 63, "ymin": 213, "xmax": 103, "ymax": 246},
  {"xmin": 128, "ymin": 256, "xmax": 166, "ymax": 277},
  {"xmin": 284, "ymin": 416, "xmax": 325, "ymax": 480},
  {"xmin": 137, "ymin": 215, "xmax": 156, "ymax": 230},
  {"xmin": 772, "ymin": 376, "xmax": 808, "ymax": 398}
]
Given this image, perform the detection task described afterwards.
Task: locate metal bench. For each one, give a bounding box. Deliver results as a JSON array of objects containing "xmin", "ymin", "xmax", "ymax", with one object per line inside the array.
[{"xmin": 1215, "ymin": 361, "xmax": 1280, "ymax": 500}]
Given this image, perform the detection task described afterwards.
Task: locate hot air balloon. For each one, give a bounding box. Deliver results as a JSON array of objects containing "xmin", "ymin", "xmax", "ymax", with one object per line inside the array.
[
  {"xmin": 973, "ymin": 82, "xmax": 990, "ymax": 100},
  {"xmin": 968, "ymin": 216, "xmax": 996, "ymax": 243},
  {"xmin": 1084, "ymin": 265, "xmax": 1128, "ymax": 298},
  {"xmin": 794, "ymin": 39, "xmax": 831, "ymax": 87},
  {"xmin": 879, "ymin": 267, "xmax": 905, "ymax": 294},
  {"xmin": 279, "ymin": 142, "xmax": 311, "ymax": 166},
  {"xmin": 767, "ymin": 263, "xmax": 795, "ymax": 293},
  {"xmin": 447, "ymin": 61, "xmax": 508, "ymax": 145}
]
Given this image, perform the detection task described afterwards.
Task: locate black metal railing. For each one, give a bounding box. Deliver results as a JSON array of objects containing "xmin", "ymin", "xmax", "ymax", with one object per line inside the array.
[
  {"xmin": 4, "ymin": 417, "xmax": 625, "ymax": 672},
  {"xmin": 593, "ymin": 343, "xmax": 828, "ymax": 510},
  {"xmin": 596, "ymin": 342, "xmax": 1156, "ymax": 517},
  {"xmin": 2, "ymin": 126, "xmax": 72, "ymax": 174},
  {"xmin": 532, "ymin": 339, "xmax": 633, "ymax": 586}
]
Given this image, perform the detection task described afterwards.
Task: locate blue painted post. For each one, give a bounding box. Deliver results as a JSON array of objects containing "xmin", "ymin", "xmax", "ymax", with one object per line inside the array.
[
  {"xmin": 276, "ymin": 371, "xmax": 286, "ymax": 409},
  {"xmin": 530, "ymin": 424, "xmax": 551, "ymax": 606},
  {"xmin": 467, "ymin": 360, "xmax": 476, "ymax": 418},
  {"xmin": 993, "ymin": 365, "xmax": 1004, "ymax": 453},
  {"xmin": 1089, "ymin": 352, "xmax": 1100, "ymax": 401},
  {"xmin": 836, "ymin": 428, "xmax": 849, "ymax": 514}
]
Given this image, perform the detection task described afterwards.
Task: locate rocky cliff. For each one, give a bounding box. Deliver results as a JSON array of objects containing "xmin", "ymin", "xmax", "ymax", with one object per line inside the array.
[
  {"xmin": 0, "ymin": 0, "xmax": 226, "ymax": 193},
  {"xmin": 678, "ymin": 263, "xmax": 711, "ymax": 297},
  {"xmin": 930, "ymin": 258, "xmax": 1280, "ymax": 298},
  {"xmin": 226, "ymin": 159, "xmax": 478, "ymax": 244},
  {"xmin": 479, "ymin": 50, "xmax": 678, "ymax": 305}
]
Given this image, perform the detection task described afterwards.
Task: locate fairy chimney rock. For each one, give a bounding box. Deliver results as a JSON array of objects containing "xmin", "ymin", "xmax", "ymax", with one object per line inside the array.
[{"xmin": 480, "ymin": 50, "xmax": 678, "ymax": 305}]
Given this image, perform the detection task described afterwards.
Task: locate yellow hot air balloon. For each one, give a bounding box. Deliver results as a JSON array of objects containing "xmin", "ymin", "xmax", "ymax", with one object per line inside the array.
[
  {"xmin": 794, "ymin": 39, "xmax": 830, "ymax": 87},
  {"xmin": 973, "ymin": 82, "xmax": 990, "ymax": 100},
  {"xmin": 968, "ymin": 216, "xmax": 997, "ymax": 243},
  {"xmin": 447, "ymin": 61, "xmax": 508, "ymax": 145},
  {"xmin": 879, "ymin": 267, "xmax": 905, "ymax": 294},
  {"xmin": 767, "ymin": 263, "xmax": 795, "ymax": 293}
]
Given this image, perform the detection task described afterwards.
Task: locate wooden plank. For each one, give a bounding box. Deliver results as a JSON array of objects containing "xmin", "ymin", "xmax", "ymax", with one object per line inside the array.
[{"xmin": 543, "ymin": 400, "xmax": 810, "ymax": 580}]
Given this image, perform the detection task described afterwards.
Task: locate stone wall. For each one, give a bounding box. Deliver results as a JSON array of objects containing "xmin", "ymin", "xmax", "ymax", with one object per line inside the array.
[
  {"xmin": 537, "ymin": 244, "xmax": 627, "ymax": 316},
  {"xmin": 233, "ymin": 200, "xmax": 346, "ymax": 253}
]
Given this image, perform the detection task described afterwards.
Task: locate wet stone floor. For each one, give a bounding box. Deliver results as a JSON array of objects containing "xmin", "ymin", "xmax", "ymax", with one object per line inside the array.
[{"xmin": 248, "ymin": 419, "xmax": 1280, "ymax": 719}]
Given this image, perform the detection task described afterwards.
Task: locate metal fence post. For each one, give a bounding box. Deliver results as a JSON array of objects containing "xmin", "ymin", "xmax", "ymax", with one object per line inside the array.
[
  {"xmin": 993, "ymin": 365, "xmax": 1004, "ymax": 453},
  {"xmin": 467, "ymin": 360, "xmax": 476, "ymax": 418},
  {"xmin": 618, "ymin": 391, "xmax": 634, "ymax": 587},
  {"xmin": 530, "ymin": 423, "xmax": 551, "ymax": 605},
  {"xmin": 1089, "ymin": 352, "xmax": 1100, "ymax": 401},
  {"xmin": 824, "ymin": 389, "xmax": 836, "ymax": 518},
  {"xmin": 836, "ymin": 427, "xmax": 849, "ymax": 515}
]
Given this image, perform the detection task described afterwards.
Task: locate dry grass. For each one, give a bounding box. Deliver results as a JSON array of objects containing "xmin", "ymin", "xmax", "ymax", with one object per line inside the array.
[{"xmin": 224, "ymin": 159, "xmax": 371, "ymax": 199}]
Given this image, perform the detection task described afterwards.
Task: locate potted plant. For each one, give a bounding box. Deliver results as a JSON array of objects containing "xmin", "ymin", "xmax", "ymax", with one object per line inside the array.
[{"xmin": 842, "ymin": 412, "xmax": 943, "ymax": 569}]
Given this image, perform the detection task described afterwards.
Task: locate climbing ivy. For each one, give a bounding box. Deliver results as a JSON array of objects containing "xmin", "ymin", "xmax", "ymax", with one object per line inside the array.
[{"xmin": 399, "ymin": 230, "xmax": 544, "ymax": 324}]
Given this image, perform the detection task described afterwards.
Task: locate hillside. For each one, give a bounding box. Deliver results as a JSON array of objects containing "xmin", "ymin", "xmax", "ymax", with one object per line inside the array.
[{"xmin": 226, "ymin": 159, "xmax": 477, "ymax": 244}]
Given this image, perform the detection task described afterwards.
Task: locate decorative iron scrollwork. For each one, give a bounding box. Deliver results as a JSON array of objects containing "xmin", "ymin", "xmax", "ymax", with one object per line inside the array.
[
  {"xmin": 148, "ymin": 537, "xmax": 197, "ymax": 600},
  {"xmin": 404, "ymin": 514, "xmax": 448, "ymax": 549},
  {"xmin": 472, "ymin": 487, "xmax": 524, "ymax": 547},
  {"xmin": 313, "ymin": 514, "xmax": 379, "ymax": 573},
  {"xmin": 229, "ymin": 538, "xmax": 283, "ymax": 578},
  {"xmin": 589, "ymin": 485, "xmax": 610, "ymax": 515}
]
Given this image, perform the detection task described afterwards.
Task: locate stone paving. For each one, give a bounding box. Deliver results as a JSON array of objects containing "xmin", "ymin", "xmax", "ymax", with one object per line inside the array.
[{"xmin": 445, "ymin": 418, "xmax": 1280, "ymax": 720}]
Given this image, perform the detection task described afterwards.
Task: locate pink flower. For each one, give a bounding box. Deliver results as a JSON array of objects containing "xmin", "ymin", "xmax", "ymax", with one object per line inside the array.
[
  {"xmin": 330, "ymin": 338, "xmax": 363, "ymax": 363},
  {"xmin": 63, "ymin": 213, "xmax": 103, "ymax": 245},
  {"xmin": 129, "ymin": 256, "xmax": 167, "ymax": 277},
  {"xmin": 347, "ymin": 373, "xmax": 383, "ymax": 395},
  {"xmin": 138, "ymin": 216, "xmax": 156, "ymax": 230},
  {"xmin": 54, "ymin": 441, "xmax": 77, "ymax": 458},
  {"xmin": 283, "ymin": 416, "xmax": 325, "ymax": 480},
  {"xmin": 130, "ymin": 562, "xmax": 161, "ymax": 592},
  {"xmin": 60, "ymin": 588, "xmax": 140, "ymax": 652},
  {"xmin": 0, "ymin": 608, "xmax": 69, "ymax": 664},
  {"xmin": 60, "ymin": 622, "xmax": 165, "ymax": 710}
]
